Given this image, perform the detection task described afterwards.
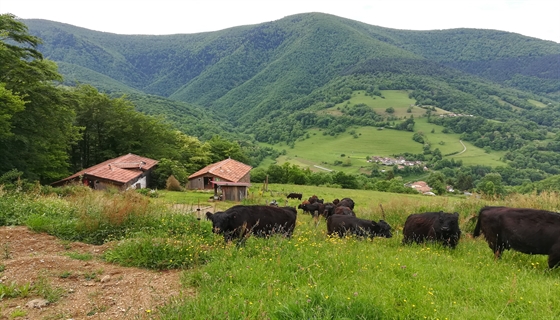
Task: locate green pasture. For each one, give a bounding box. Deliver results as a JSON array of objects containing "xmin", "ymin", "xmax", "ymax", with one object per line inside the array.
[
  {"xmin": 157, "ymin": 187, "xmax": 560, "ymax": 319},
  {"xmin": 528, "ymin": 99, "xmax": 548, "ymax": 108},
  {"xmin": 2, "ymin": 185, "xmax": 560, "ymax": 319},
  {"xmin": 414, "ymin": 118, "xmax": 507, "ymax": 166},
  {"xmin": 323, "ymin": 90, "xmax": 450, "ymax": 119},
  {"xmin": 258, "ymin": 89, "xmax": 506, "ymax": 172},
  {"xmin": 274, "ymin": 126, "xmax": 423, "ymax": 174},
  {"xmin": 261, "ymin": 119, "xmax": 505, "ymax": 172},
  {"xmin": 490, "ymin": 95, "xmax": 522, "ymax": 111}
]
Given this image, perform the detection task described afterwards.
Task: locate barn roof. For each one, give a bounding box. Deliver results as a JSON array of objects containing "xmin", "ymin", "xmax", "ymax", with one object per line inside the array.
[
  {"xmin": 52, "ymin": 153, "xmax": 158, "ymax": 186},
  {"xmin": 188, "ymin": 158, "xmax": 252, "ymax": 182}
]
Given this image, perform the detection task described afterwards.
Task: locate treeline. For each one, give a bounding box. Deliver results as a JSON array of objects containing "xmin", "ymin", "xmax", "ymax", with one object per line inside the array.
[
  {"xmin": 430, "ymin": 116, "xmax": 560, "ymax": 175},
  {"xmin": 251, "ymin": 158, "xmax": 560, "ymax": 197},
  {"xmin": 0, "ymin": 14, "xmax": 272, "ymax": 188},
  {"xmin": 250, "ymin": 163, "xmax": 419, "ymax": 194}
]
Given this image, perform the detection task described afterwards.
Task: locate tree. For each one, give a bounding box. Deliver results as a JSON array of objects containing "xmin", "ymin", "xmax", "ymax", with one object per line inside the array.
[
  {"xmin": 477, "ymin": 173, "xmax": 506, "ymax": 197},
  {"xmin": 331, "ymin": 171, "xmax": 358, "ymax": 189},
  {"xmin": 0, "ymin": 84, "xmax": 25, "ymax": 139},
  {"xmin": 0, "ymin": 14, "xmax": 80, "ymax": 182},
  {"xmin": 71, "ymin": 85, "xmax": 191, "ymax": 172},
  {"xmin": 206, "ymin": 135, "xmax": 250, "ymax": 164},
  {"xmin": 385, "ymin": 107, "xmax": 395, "ymax": 114},
  {"xmin": 426, "ymin": 171, "xmax": 446, "ymax": 195},
  {"xmin": 152, "ymin": 158, "xmax": 189, "ymax": 189}
]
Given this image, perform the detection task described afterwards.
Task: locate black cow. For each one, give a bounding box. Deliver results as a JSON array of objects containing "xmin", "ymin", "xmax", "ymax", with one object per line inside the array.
[
  {"xmin": 402, "ymin": 211, "xmax": 461, "ymax": 248},
  {"xmin": 323, "ymin": 202, "xmax": 336, "ymax": 218},
  {"xmin": 334, "ymin": 206, "xmax": 356, "ymax": 216},
  {"xmin": 336, "ymin": 198, "xmax": 355, "ymax": 210},
  {"xmin": 473, "ymin": 206, "xmax": 560, "ymax": 268},
  {"xmin": 327, "ymin": 215, "xmax": 392, "ymax": 239},
  {"xmin": 287, "ymin": 193, "xmax": 303, "ymax": 200},
  {"xmin": 206, "ymin": 205, "xmax": 297, "ymax": 242},
  {"xmin": 308, "ymin": 195, "xmax": 324, "ymax": 204},
  {"xmin": 299, "ymin": 202, "xmax": 325, "ymax": 216}
]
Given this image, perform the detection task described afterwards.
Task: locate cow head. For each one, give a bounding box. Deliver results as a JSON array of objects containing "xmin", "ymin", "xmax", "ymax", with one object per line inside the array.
[
  {"xmin": 439, "ymin": 212, "xmax": 460, "ymax": 234},
  {"xmin": 372, "ymin": 220, "xmax": 393, "ymax": 238},
  {"xmin": 206, "ymin": 211, "xmax": 231, "ymax": 234}
]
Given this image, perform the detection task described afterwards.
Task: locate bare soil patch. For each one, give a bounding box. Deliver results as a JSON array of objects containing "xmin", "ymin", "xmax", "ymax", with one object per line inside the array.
[{"xmin": 0, "ymin": 226, "xmax": 189, "ymax": 320}]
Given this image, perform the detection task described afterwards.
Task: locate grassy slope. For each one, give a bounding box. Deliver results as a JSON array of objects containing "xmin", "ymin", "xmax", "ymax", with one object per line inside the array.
[
  {"xmin": 261, "ymin": 90, "xmax": 506, "ymax": 172},
  {"xmin": 157, "ymin": 186, "xmax": 560, "ymax": 319}
]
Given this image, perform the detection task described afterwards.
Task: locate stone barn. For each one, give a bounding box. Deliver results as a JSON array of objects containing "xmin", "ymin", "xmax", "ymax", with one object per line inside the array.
[
  {"xmin": 51, "ymin": 153, "xmax": 159, "ymax": 190},
  {"xmin": 187, "ymin": 158, "xmax": 252, "ymax": 201}
]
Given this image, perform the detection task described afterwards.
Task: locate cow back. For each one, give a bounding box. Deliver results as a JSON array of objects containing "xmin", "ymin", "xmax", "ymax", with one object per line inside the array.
[
  {"xmin": 211, "ymin": 205, "xmax": 297, "ymax": 241},
  {"xmin": 403, "ymin": 211, "xmax": 461, "ymax": 248},
  {"xmin": 476, "ymin": 206, "xmax": 560, "ymax": 256}
]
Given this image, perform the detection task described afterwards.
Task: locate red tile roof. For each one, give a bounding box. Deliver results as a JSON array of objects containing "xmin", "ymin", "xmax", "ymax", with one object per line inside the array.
[
  {"xmin": 188, "ymin": 158, "xmax": 252, "ymax": 182},
  {"xmin": 52, "ymin": 153, "xmax": 158, "ymax": 185},
  {"xmin": 410, "ymin": 181, "xmax": 432, "ymax": 193}
]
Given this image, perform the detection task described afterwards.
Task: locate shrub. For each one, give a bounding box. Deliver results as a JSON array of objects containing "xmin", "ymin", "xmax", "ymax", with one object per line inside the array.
[{"xmin": 166, "ymin": 175, "xmax": 183, "ymax": 191}]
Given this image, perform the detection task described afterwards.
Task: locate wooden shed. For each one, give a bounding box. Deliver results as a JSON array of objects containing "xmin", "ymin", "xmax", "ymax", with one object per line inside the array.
[{"xmin": 187, "ymin": 158, "xmax": 252, "ymax": 200}]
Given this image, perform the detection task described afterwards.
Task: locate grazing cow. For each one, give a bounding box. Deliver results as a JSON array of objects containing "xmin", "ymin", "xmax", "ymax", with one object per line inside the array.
[
  {"xmin": 323, "ymin": 202, "xmax": 336, "ymax": 218},
  {"xmin": 206, "ymin": 205, "xmax": 297, "ymax": 242},
  {"xmin": 287, "ymin": 193, "xmax": 303, "ymax": 200},
  {"xmin": 334, "ymin": 206, "xmax": 356, "ymax": 216},
  {"xmin": 297, "ymin": 200, "xmax": 311, "ymax": 214},
  {"xmin": 336, "ymin": 198, "xmax": 355, "ymax": 210},
  {"xmin": 299, "ymin": 202, "xmax": 325, "ymax": 216},
  {"xmin": 307, "ymin": 195, "xmax": 324, "ymax": 204},
  {"xmin": 327, "ymin": 215, "xmax": 392, "ymax": 239},
  {"xmin": 402, "ymin": 211, "xmax": 461, "ymax": 248},
  {"xmin": 473, "ymin": 206, "xmax": 560, "ymax": 268}
]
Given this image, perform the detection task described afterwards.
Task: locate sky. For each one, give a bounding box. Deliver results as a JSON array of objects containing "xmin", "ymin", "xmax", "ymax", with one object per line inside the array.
[{"xmin": 1, "ymin": 0, "xmax": 559, "ymax": 43}]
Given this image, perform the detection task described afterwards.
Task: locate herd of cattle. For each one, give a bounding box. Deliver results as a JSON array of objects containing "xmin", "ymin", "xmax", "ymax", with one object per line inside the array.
[{"xmin": 205, "ymin": 194, "xmax": 560, "ymax": 268}]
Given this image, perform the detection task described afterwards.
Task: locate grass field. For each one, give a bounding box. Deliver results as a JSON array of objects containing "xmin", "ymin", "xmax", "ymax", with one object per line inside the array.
[
  {"xmin": 3, "ymin": 185, "xmax": 559, "ymax": 319},
  {"xmin": 157, "ymin": 187, "xmax": 560, "ymax": 319}
]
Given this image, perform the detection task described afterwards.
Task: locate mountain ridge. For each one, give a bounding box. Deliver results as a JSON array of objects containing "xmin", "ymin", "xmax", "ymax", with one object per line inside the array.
[{"xmin": 22, "ymin": 12, "xmax": 560, "ymax": 139}]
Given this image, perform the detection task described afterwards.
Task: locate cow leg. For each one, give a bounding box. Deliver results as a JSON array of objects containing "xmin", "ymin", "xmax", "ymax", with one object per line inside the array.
[
  {"xmin": 491, "ymin": 233, "xmax": 504, "ymax": 259},
  {"xmin": 548, "ymin": 243, "xmax": 560, "ymax": 268}
]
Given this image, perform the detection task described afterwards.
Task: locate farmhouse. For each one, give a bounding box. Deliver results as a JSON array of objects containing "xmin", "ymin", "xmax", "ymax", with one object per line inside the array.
[
  {"xmin": 408, "ymin": 181, "xmax": 433, "ymax": 194},
  {"xmin": 187, "ymin": 158, "xmax": 252, "ymax": 201},
  {"xmin": 51, "ymin": 153, "xmax": 158, "ymax": 190}
]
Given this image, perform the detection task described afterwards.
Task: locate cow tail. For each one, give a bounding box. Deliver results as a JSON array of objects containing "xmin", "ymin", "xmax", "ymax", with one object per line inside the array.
[{"xmin": 472, "ymin": 208, "xmax": 484, "ymax": 238}]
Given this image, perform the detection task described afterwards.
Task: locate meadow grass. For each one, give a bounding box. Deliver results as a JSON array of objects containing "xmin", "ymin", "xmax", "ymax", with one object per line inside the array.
[
  {"xmin": 1, "ymin": 185, "xmax": 559, "ymax": 319},
  {"xmin": 160, "ymin": 212, "xmax": 559, "ymax": 319}
]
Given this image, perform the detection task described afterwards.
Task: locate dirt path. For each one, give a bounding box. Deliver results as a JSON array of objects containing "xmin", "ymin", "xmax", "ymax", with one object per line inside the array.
[
  {"xmin": 0, "ymin": 226, "xmax": 190, "ymax": 320},
  {"xmin": 457, "ymin": 140, "xmax": 467, "ymax": 155}
]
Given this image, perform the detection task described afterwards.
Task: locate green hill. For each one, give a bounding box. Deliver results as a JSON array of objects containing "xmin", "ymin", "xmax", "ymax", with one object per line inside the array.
[{"xmin": 19, "ymin": 13, "xmax": 560, "ymax": 183}]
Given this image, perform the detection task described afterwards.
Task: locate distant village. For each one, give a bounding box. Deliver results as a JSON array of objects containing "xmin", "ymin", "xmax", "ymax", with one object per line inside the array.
[{"xmin": 368, "ymin": 156, "xmax": 426, "ymax": 170}]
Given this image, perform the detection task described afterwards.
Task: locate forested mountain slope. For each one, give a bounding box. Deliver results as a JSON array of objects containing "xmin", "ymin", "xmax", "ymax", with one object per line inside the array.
[
  {"xmin": 25, "ymin": 12, "xmax": 559, "ymax": 102},
  {"xmin": 23, "ymin": 13, "xmax": 560, "ymax": 140}
]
